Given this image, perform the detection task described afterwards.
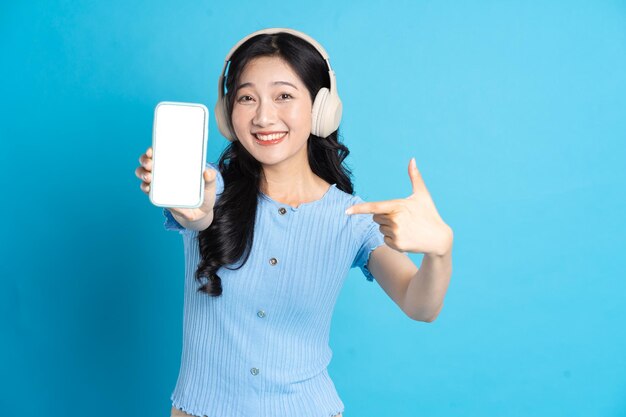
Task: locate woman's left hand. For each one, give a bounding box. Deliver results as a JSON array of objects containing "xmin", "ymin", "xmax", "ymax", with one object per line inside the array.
[{"xmin": 345, "ymin": 158, "xmax": 453, "ymax": 256}]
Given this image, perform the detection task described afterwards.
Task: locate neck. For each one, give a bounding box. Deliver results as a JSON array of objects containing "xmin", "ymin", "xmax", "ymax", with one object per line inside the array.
[{"xmin": 259, "ymin": 158, "xmax": 328, "ymax": 201}]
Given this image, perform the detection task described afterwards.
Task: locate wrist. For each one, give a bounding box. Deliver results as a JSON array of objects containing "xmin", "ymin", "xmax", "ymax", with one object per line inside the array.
[
  {"xmin": 187, "ymin": 212, "xmax": 214, "ymax": 231},
  {"xmin": 428, "ymin": 226, "xmax": 453, "ymax": 258},
  {"xmin": 175, "ymin": 211, "xmax": 214, "ymax": 231}
]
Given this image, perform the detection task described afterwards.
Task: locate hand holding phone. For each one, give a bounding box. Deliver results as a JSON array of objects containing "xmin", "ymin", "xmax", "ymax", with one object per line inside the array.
[
  {"xmin": 136, "ymin": 146, "xmax": 220, "ymax": 225},
  {"xmin": 135, "ymin": 101, "xmax": 218, "ymax": 228}
]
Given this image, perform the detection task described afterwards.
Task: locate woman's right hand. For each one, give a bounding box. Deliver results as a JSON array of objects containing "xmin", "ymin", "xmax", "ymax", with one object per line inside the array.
[{"xmin": 135, "ymin": 146, "xmax": 219, "ymax": 223}]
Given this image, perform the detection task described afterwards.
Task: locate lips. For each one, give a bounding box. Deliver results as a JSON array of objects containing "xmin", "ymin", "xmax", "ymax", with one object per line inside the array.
[
  {"xmin": 254, "ymin": 132, "xmax": 288, "ymax": 141},
  {"xmin": 253, "ymin": 132, "xmax": 287, "ymax": 146}
]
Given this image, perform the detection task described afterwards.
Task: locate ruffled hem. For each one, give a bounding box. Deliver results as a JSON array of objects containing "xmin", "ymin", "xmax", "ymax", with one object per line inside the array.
[
  {"xmin": 362, "ymin": 240, "xmax": 386, "ymax": 282},
  {"xmin": 170, "ymin": 402, "xmax": 344, "ymax": 417},
  {"xmin": 163, "ymin": 208, "xmax": 184, "ymax": 232},
  {"xmin": 170, "ymin": 398, "xmax": 207, "ymax": 417},
  {"xmin": 163, "ymin": 208, "xmax": 200, "ymax": 236}
]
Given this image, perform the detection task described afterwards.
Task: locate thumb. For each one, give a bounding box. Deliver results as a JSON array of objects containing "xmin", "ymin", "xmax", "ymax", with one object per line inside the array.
[
  {"xmin": 408, "ymin": 157, "xmax": 423, "ymax": 196},
  {"xmin": 204, "ymin": 168, "xmax": 217, "ymax": 188}
]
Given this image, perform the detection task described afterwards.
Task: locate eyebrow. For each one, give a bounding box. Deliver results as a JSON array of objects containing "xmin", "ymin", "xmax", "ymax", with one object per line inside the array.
[{"xmin": 235, "ymin": 81, "xmax": 299, "ymax": 92}]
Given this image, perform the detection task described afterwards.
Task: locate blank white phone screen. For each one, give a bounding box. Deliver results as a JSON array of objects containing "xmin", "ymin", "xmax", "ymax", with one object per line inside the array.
[{"xmin": 151, "ymin": 103, "xmax": 207, "ymax": 208}]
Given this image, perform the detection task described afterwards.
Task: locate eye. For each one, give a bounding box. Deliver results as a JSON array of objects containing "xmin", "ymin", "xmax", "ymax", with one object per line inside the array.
[
  {"xmin": 237, "ymin": 95, "xmax": 253, "ymax": 103},
  {"xmin": 278, "ymin": 93, "xmax": 293, "ymax": 100}
]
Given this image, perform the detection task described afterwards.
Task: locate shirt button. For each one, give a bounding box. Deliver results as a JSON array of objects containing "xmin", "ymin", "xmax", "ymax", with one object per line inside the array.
[
  {"xmin": 257, "ymin": 310, "xmax": 266, "ymax": 318},
  {"xmin": 250, "ymin": 367, "xmax": 259, "ymax": 376},
  {"xmin": 278, "ymin": 207, "xmax": 287, "ymax": 215},
  {"xmin": 269, "ymin": 257, "xmax": 278, "ymax": 266}
]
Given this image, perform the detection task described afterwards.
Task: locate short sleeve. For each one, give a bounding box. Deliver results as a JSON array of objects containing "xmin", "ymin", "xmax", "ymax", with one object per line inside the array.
[
  {"xmin": 162, "ymin": 161, "xmax": 224, "ymax": 233},
  {"xmin": 350, "ymin": 195, "xmax": 386, "ymax": 282}
]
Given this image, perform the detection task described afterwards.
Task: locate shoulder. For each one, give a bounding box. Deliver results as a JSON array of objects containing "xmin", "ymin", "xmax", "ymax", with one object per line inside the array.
[
  {"xmin": 329, "ymin": 184, "xmax": 361, "ymax": 206},
  {"xmin": 327, "ymin": 186, "xmax": 371, "ymax": 238},
  {"xmin": 331, "ymin": 185, "xmax": 370, "ymax": 215},
  {"xmin": 338, "ymin": 188, "xmax": 378, "ymax": 238},
  {"xmin": 322, "ymin": 184, "xmax": 358, "ymax": 220}
]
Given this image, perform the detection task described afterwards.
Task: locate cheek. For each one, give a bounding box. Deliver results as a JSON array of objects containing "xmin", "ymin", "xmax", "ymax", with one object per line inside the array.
[
  {"xmin": 231, "ymin": 108, "xmax": 255, "ymax": 135},
  {"xmin": 284, "ymin": 103, "xmax": 312, "ymax": 129},
  {"xmin": 230, "ymin": 107, "xmax": 246, "ymax": 126}
]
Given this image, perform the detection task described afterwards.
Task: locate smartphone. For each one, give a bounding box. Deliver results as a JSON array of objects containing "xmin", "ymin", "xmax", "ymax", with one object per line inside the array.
[{"xmin": 149, "ymin": 101, "xmax": 209, "ymax": 208}]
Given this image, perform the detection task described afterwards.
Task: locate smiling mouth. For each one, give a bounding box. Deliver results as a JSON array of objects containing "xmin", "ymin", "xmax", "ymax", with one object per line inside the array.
[
  {"xmin": 254, "ymin": 132, "xmax": 287, "ymax": 145},
  {"xmin": 254, "ymin": 132, "xmax": 287, "ymax": 141}
]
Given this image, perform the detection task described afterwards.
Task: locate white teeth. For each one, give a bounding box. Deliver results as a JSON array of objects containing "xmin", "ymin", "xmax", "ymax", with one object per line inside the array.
[{"xmin": 255, "ymin": 132, "xmax": 287, "ymax": 141}]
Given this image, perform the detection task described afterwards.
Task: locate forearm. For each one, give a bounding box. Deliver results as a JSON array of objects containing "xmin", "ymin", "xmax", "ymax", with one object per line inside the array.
[
  {"xmin": 403, "ymin": 245, "xmax": 453, "ymax": 322},
  {"xmin": 172, "ymin": 211, "xmax": 214, "ymax": 231}
]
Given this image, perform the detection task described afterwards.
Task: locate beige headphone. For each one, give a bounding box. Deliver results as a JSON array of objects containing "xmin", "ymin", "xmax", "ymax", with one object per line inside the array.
[{"xmin": 214, "ymin": 27, "xmax": 343, "ymax": 141}]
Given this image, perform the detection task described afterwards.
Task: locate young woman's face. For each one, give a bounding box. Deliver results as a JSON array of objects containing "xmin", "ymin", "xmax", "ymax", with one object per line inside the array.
[{"xmin": 231, "ymin": 55, "xmax": 312, "ymax": 168}]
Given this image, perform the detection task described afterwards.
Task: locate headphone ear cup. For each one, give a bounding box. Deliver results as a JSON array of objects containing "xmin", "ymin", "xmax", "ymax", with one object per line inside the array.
[
  {"xmin": 325, "ymin": 93, "xmax": 342, "ymax": 137},
  {"xmin": 214, "ymin": 96, "xmax": 235, "ymax": 141},
  {"xmin": 311, "ymin": 87, "xmax": 342, "ymax": 138},
  {"xmin": 311, "ymin": 87, "xmax": 329, "ymax": 137}
]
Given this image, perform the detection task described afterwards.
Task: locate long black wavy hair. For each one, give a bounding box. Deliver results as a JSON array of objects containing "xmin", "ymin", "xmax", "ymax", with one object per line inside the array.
[{"xmin": 194, "ymin": 31, "xmax": 355, "ymax": 296}]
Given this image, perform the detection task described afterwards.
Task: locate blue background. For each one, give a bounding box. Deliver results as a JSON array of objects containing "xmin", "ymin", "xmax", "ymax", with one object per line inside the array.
[{"xmin": 1, "ymin": 0, "xmax": 625, "ymax": 416}]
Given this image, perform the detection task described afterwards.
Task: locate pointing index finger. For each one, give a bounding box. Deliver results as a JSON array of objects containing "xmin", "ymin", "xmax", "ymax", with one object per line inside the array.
[{"xmin": 345, "ymin": 199, "xmax": 398, "ymax": 215}]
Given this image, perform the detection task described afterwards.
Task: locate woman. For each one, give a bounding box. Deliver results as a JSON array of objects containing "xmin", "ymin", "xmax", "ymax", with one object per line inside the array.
[{"xmin": 135, "ymin": 28, "xmax": 453, "ymax": 417}]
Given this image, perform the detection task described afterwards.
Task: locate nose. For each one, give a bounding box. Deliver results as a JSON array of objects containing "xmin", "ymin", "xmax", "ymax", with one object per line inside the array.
[{"xmin": 252, "ymin": 99, "xmax": 277, "ymax": 127}]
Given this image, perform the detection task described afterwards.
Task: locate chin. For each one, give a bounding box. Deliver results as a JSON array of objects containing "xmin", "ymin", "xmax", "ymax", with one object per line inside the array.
[{"xmin": 254, "ymin": 154, "xmax": 289, "ymax": 166}]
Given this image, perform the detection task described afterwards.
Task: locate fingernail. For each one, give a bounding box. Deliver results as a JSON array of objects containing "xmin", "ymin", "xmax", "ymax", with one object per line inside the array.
[{"xmin": 345, "ymin": 208, "xmax": 352, "ymax": 215}]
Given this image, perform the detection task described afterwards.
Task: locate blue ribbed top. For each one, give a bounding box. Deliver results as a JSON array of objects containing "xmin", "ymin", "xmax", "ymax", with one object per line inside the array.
[{"xmin": 162, "ymin": 162, "xmax": 385, "ymax": 417}]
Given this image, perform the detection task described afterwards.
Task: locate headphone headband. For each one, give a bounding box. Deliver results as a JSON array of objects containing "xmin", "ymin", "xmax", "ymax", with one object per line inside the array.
[
  {"xmin": 225, "ymin": 28, "xmax": 331, "ymax": 65},
  {"xmin": 217, "ymin": 27, "xmax": 334, "ymax": 102}
]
